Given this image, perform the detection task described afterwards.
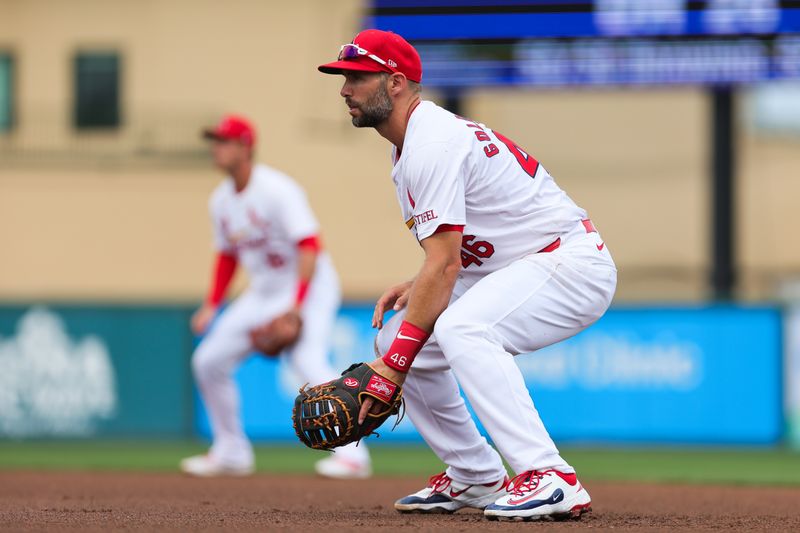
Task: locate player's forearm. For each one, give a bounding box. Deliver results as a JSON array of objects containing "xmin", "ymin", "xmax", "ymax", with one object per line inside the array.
[
  {"xmin": 404, "ymin": 255, "xmax": 460, "ymax": 332},
  {"xmin": 297, "ymin": 247, "xmax": 317, "ymax": 283},
  {"xmin": 380, "ymin": 230, "xmax": 462, "ymax": 373},
  {"xmin": 379, "ymin": 253, "xmax": 459, "ymax": 373}
]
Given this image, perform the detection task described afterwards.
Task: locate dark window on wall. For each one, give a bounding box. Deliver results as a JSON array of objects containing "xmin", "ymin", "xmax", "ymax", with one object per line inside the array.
[
  {"xmin": 74, "ymin": 52, "xmax": 120, "ymax": 129},
  {"xmin": 0, "ymin": 54, "xmax": 13, "ymax": 132}
]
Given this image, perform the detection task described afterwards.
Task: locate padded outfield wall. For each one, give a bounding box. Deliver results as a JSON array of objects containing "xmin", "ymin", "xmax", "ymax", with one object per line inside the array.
[{"xmin": 0, "ymin": 304, "xmax": 784, "ymax": 445}]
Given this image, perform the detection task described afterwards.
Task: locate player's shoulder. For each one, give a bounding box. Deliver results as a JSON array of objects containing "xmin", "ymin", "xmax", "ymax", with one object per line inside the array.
[
  {"xmin": 410, "ymin": 101, "xmax": 464, "ymax": 138},
  {"xmin": 252, "ymin": 163, "xmax": 307, "ymax": 197},
  {"xmin": 399, "ymin": 101, "xmax": 473, "ymax": 169},
  {"xmin": 406, "ymin": 101, "xmax": 476, "ymax": 152},
  {"xmin": 209, "ymin": 179, "xmax": 234, "ymax": 208}
]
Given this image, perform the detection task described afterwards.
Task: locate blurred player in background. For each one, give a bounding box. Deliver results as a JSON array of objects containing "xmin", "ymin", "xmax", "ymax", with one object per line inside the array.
[
  {"xmin": 318, "ymin": 31, "xmax": 616, "ymax": 520},
  {"xmin": 180, "ymin": 115, "xmax": 371, "ymax": 479}
]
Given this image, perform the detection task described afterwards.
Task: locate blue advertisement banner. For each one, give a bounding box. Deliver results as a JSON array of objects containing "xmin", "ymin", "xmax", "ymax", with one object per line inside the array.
[
  {"xmin": 523, "ymin": 307, "xmax": 782, "ymax": 444},
  {"xmin": 196, "ymin": 305, "xmax": 783, "ymax": 446}
]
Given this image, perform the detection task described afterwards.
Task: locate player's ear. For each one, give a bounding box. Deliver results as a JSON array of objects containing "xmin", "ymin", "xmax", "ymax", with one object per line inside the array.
[{"xmin": 388, "ymin": 72, "xmax": 407, "ymax": 96}]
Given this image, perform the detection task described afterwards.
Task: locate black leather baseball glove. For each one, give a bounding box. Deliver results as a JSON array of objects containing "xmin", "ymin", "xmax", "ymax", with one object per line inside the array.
[{"xmin": 292, "ymin": 363, "xmax": 403, "ymax": 450}]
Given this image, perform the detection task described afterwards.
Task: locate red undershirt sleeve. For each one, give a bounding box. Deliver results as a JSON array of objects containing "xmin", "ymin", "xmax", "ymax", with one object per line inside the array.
[
  {"xmin": 206, "ymin": 252, "xmax": 238, "ymax": 307},
  {"xmin": 295, "ymin": 234, "xmax": 322, "ymax": 306},
  {"xmin": 432, "ymin": 224, "xmax": 465, "ymax": 235},
  {"xmin": 297, "ymin": 235, "xmax": 322, "ymax": 253}
]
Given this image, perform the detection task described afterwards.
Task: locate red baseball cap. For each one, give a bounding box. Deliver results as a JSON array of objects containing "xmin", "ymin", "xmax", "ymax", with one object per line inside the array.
[
  {"xmin": 318, "ymin": 29, "xmax": 422, "ymax": 83},
  {"xmin": 202, "ymin": 115, "xmax": 256, "ymax": 147}
]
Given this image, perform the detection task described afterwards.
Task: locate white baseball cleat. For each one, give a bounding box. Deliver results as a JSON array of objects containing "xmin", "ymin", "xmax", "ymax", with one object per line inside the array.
[
  {"xmin": 484, "ymin": 469, "xmax": 591, "ymax": 521},
  {"xmin": 314, "ymin": 456, "xmax": 372, "ymax": 480},
  {"xmin": 394, "ymin": 472, "xmax": 508, "ymax": 514},
  {"xmin": 179, "ymin": 454, "xmax": 254, "ymax": 477}
]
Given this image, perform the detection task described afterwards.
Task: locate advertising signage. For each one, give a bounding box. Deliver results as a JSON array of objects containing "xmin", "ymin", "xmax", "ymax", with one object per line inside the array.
[{"xmin": 367, "ymin": 1, "xmax": 800, "ymax": 87}]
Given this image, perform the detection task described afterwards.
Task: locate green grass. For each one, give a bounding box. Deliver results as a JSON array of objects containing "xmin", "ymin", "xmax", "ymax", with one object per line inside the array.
[
  {"xmin": 0, "ymin": 440, "xmax": 443, "ymax": 475},
  {"xmin": 1, "ymin": 440, "xmax": 799, "ymax": 486},
  {"xmin": 564, "ymin": 447, "xmax": 800, "ymax": 486}
]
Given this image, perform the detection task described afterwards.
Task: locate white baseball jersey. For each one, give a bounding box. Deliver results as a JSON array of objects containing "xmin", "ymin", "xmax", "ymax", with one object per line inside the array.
[
  {"xmin": 195, "ymin": 164, "xmax": 368, "ymax": 470},
  {"xmin": 378, "ymin": 101, "xmax": 616, "ymax": 492},
  {"xmin": 209, "ymin": 163, "xmax": 331, "ymax": 297},
  {"xmin": 392, "ymin": 101, "xmax": 588, "ymax": 288}
]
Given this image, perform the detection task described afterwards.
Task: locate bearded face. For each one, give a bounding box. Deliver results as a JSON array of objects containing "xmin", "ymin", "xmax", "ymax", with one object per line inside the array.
[{"xmin": 349, "ymin": 77, "xmax": 394, "ymax": 128}]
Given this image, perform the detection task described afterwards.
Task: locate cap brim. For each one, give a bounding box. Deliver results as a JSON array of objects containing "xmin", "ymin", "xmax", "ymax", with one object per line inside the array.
[
  {"xmin": 202, "ymin": 129, "xmax": 223, "ymax": 141},
  {"xmin": 318, "ymin": 60, "xmax": 388, "ymax": 76}
]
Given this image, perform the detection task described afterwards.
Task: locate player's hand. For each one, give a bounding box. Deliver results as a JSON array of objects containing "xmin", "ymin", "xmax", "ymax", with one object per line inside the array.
[
  {"xmin": 372, "ymin": 280, "xmax": 414, "ymax": 329},
  {"xmin": 191, "ymin": 304, "xmax": 218, "ymax": 335},
  {"xmin": 358, "ymin": 358, "xmax": 407, "ymax": 425},
  {"xmin": 249, "ymin": 309, "xmax": 303, "ymax": 357},
  {"xmin": 269, "ymin": 309, "xmax": 303, "ymax": 342}
]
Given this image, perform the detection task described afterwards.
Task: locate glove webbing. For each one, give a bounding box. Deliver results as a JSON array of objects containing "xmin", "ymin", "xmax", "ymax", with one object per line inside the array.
[{"xmin": 293, "ymin": 384, "xmax": 355, "ymax": 450}]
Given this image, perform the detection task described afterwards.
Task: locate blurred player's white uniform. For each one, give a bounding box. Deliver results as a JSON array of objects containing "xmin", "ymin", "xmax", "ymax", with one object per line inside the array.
[
  {"xmin": 188, "ymin": 163, "xmax": 369, "ymax": 476},
  {"xmin": 375, "ymin": 101, "xmax": 617, "ymax": 512}
]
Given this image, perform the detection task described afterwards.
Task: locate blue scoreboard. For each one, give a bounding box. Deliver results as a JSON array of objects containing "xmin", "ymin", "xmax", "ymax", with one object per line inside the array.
[{"xmin": 367, "ymin": 1, "xmax": 800, "ymax": 87}]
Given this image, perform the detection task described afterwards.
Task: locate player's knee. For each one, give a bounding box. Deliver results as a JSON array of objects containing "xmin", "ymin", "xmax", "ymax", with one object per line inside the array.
[
  {"xmin": 191, "ymin": 345, "xmax": 224, "ymax": 382},
  {"xmin": 375, "ymin": 329, "xmax": 392, "ymax": 357},
  {"xmin": 375, "ymin": 311, "xmax": 404, "ymax": 356},
  {"xmin": 433, "ymin": 311, "xmax": 489, "ymax": 355}
]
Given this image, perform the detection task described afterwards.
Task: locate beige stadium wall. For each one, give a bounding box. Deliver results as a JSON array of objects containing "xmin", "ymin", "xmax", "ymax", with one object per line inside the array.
[
  {"xmin": 0, "ymin": 0, "xmax": 420, "ymax": 302},
  {"xmin": 1, "ymin": 0, "xmax": 799, "ymax": 303},
  {"xmin": 738, "ymin": 134, "xmax": 800, "ymax": 300}
]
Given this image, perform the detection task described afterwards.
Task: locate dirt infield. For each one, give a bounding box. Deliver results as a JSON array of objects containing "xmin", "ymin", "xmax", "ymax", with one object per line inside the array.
[{"xmin": 1, "ymin": 471, "xmax": 799, "ymax": 532}]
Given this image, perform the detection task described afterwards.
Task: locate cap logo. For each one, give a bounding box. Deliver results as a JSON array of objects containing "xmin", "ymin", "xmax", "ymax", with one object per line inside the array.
[{"xmin": 388, "ymin": 59, "xmax": 397, "ymax": 68}]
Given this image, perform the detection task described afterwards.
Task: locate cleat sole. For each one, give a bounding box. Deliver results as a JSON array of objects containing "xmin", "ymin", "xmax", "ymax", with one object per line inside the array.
[
  {"xmin": 396, "ymin": 507, "xmax": 456, "ymax": 514},
  {"xmin": 485, "ymin": 504, "xmax": 592, "ymax": 522},
  {"xmin": 564, "ymin": 503, "xmax": 592, "ymax": 520}
]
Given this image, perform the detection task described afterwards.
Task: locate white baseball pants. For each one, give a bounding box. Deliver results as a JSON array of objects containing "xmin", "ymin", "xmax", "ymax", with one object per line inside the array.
[
  {"xmin": 191, "ymin": 260, "xmax": 369, "ymax": 468},
  {"xmin": 376, "ymin": 220, "xmax": 617, "ymax": 484}
]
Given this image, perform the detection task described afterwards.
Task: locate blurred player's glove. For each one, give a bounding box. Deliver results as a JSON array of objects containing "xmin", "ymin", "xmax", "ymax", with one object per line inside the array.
[
  {"xmin": 249, "ymin": 311, "xmax": 302, "ymax": 356},
  {"xmin": 292, "ymin": 363, "xmax": 403, "ymax": 450}
]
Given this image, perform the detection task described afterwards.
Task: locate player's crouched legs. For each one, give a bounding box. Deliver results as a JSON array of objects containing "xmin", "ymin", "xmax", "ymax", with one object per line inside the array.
[
  {"xmin": 433, "ymin": 308, "xmax": 591, "ymax": 520},
  {"xmin": 182, "ymin": 340, "xmax": 255, "ymax": 476},
  {"xmin": 431, "ymin": 309, "xmax": 563, "ymax": 478},
  {"xmin": 376, "ymin": 312, "xmax": 507, "ymax": 512},
  {"xmin": 192, "ymin": 342, "xmax": 226, "ymax": 400},
  {"xmin": 392, "ymin": 368, "xmax": 509, "ymax": 513}
]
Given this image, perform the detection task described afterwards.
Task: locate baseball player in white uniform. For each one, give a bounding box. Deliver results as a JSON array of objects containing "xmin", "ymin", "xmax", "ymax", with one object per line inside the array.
[
  {"xmin": 318, "ymin": 31, "xmax": 616, "ymax": 520},
  {"xmin": 180, "ymin": 115, "xmax": 371, "ymax": 479}
]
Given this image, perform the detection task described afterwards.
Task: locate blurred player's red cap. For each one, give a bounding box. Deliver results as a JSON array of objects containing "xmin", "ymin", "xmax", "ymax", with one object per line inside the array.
[
  {"xmin": 318, "ymin": 29, "xmax": 422, "ymax": 83},
  {"xmin": 202, "ymin": 115, "xmax": 256, "ymax": 147}
]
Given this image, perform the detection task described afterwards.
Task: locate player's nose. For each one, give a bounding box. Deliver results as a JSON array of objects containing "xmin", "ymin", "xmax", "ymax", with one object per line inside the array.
[{"xmin": 340, "ymin": 79, "xmax": 352, "ymax": 98}]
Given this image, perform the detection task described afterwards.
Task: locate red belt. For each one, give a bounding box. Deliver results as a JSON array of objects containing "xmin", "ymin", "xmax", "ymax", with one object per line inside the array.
[{"xmin": 538, "ymin": 219, "xmax": 597, "ymax": 254}]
